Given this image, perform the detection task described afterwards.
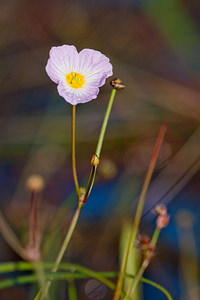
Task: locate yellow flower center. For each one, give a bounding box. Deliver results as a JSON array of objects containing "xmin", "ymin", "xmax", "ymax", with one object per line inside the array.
[{"xmin": 66, "ymin": 72, "xmax": 85, "ymax": 89}]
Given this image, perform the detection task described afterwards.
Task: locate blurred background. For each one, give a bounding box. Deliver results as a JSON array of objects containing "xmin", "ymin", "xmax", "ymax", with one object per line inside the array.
[{"xmin": 0, "ymin": 0, "xmax": 200, "ymax": 299}]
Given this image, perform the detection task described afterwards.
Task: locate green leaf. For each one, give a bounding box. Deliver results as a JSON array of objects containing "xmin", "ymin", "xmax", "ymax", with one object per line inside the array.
[{"xmin": 120, "ymin": 221, "xmax": 141, "ymax": 299}]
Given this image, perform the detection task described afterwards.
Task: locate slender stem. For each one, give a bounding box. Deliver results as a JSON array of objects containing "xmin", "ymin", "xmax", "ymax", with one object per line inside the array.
[
  {"xmin": 0, "ymin": 211, "xmax": 28, "ymax": 261},
  {"xmin": 38, "ymin": 203, "xmax": 83, "ymax": 299},
  {"xmin": 126, "ymin": 264, "xmax": 146, "ymax": 300},
  {"xmin": 52, "ymin": 205, "xmax": 82, "ymax": 271},
  {"xmin": 84, "ymin": 88, "xmax": 117, "ymax": 201},
  {"xmin": 126, "ymin": 228, "xmax": 161, "ymax": 299},
  {"xmin": 72, "ymin": 105, "xmax": 80, "ymax": 197},
  {"xmin": 26, "ymin": 191, "xmax": 41, "ymax": 262},
  {"xmin": 33, "ymin": 262, "xmax": 49, "ymax": 300},
  {"xmin": 113, "ymin": 123, "xmax": 166, "ymax": 300},
  {"xmin": 151, "ymin": 227, "xmax": 161, "ymax": 246},
  {"xmin": 36, "ymin": 89, "xmax": 117, "ymax": 297},
  {"xmin": 68, "ymin": 280, "xmax": 78, "ymax": 300},
  {"xmin": 29, "ymin": 191, "xmax": 38, "ymax": 249},
  {"xmin": 95, "ymin": 88, "xmax": 116, "ymax": 158}
]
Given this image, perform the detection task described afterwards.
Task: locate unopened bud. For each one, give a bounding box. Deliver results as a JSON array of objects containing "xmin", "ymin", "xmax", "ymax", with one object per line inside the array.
[
  {"xmin": 137, "ymin": 234, "xmax": 155, "ymax": 266},
  {"xmin": 91, "ymin": 155, "xmax": 99, "ymax": 166},
  {"xmin": 26, "ymin": 175, "xmax": 45, "ymax": 193},
  {"xmin": 157, "ymin": 214, "xmax": 170, "ymax": 229},
  {"xmin": 137, "ymin": 234, "xmax": 151, "ymax": 251},
  {"xmin": 154, "ymin": 204, "xmax": 167, "ymax": 216},
  {"xmin": 110, "ymin": 78, "xmax": 125, "ymax": 90}
]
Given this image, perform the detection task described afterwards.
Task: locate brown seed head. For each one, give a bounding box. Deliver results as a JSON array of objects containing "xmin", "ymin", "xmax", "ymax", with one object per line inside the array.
[
  {"xmin": 110, "ymin": 78, "xmax": 125, "ymax": 90},
  {"xmin": 26, "ymin": 175, "xmax": 45, "ymax": 193}
]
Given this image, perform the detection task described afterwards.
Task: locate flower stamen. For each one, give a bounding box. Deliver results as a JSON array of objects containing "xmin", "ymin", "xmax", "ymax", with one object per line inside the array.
[{"xmin": 66, "ymin": 72, "xmax": 85, "ymax": 89}]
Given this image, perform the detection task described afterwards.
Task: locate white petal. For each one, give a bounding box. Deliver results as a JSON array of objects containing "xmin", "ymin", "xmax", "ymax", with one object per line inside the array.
[
  {"xmin": 77, "ymin": 49, "xmax": 113, "ymax": 86},
  {"xmin": 46, "ymin": 45, "xmax": 79, "ymax": 84}
]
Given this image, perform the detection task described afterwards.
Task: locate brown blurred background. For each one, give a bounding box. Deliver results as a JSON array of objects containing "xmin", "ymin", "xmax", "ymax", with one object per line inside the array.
[{"xmin": 0, "ymin": 0, "xmax": 200, "ymax": 299}]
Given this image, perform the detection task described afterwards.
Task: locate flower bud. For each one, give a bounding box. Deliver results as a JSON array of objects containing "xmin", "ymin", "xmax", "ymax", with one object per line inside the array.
[
  {"xmin": 110, "ymin": 78, "xmax": 125, "ymax": 90},
  {"xmin": 153, "ymin": 204, "xmax": 167, "ymax": 216},
  {"xmin": 137, "ymin": 234, "xmax": 155, "ymax": 267},
  {"xmin": 137, "ymin": 234, "xmax": 151, "ymax": 251},
  {"xmin": 157, "ymin": 214, "xmax": 170, "ymax": 229},
  {"xmin": 154, "ymin": 204, "xmax": 170, "ymax": 229},
  {"xmin": 91, "ymin": 155, "xmax": 99, "ymax": 166},
  {"xmin": 26, "ymin": 175, "xmax": 45, "ymax": 193}
]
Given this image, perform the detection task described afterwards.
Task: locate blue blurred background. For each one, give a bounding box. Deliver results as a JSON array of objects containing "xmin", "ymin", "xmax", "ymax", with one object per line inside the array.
[{"xmin": 0, "ymin": 0, "xmax": 200, "ymax": 299}]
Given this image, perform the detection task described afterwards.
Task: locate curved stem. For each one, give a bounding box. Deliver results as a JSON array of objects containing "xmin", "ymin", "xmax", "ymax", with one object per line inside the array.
[{"xmin": 72, "ymin": 105, "xmax": 79, "ymax": 197}]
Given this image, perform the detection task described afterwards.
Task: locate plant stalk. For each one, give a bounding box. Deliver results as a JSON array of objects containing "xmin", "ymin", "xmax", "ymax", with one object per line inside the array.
[
  {"xmin": 113, "ymin": 123, "xmax": 166, "ymax": 300},
  {"xmin": 29, "ymin": 191, "xmax": 38, "ymax": 249},
  {"xmin": 84, "ymin": 88, "xmax": 117, "ymax": 202},
  {"xmin": 126, "ymin": 227, "xmax": 161, "ymax": 299},
  {"xmin": 0, "ymin": 211, "xmax": 28, "ymax": 260},
  {"xmin": 72, "ymin": 105, "xmax": 80, "ymax": 197}
]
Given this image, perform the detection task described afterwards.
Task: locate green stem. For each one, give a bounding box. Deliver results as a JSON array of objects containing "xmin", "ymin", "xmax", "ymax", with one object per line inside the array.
[
  {"xmin": 126, "ymin": 264, "xmax": 146, "ymax": 300},
  {"xmin": 33, "ymin": 262, "xmax": 49, "ymax": 300},
  {"xmin": 53, "ymin": 205, "xmax": 82, "ymax": 271},
  {"xmin": 84, "ymin": 88, "xmax": 117, "ymax": 201},
  {"xmin": 113, "ymin": 124, "xmax": 166, "ymax": 300},
  {"xmin": 0, "ymin": 262, "xmax": 172, "ymax": 300},
  {"xmin": 126, "ymin": 228, "xmax": 161, "ymax": 299},
  {"xmin": 95, "ymin": 88, "xmax": 116, "ymax": 158},
  {"xmin": 68, "ymin": 280, "xmax": 78, "ymax": 300},
  {"xmin": 37, "ymin": 203, "xmax": 83, "ymax": 299},
  {"xmin": 151, "ymin": 227, "xmax": 161, "ymax": 246},
  {"xmin": 72, "ymin": 105, "xmax": 80, "ymax": 197}
]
